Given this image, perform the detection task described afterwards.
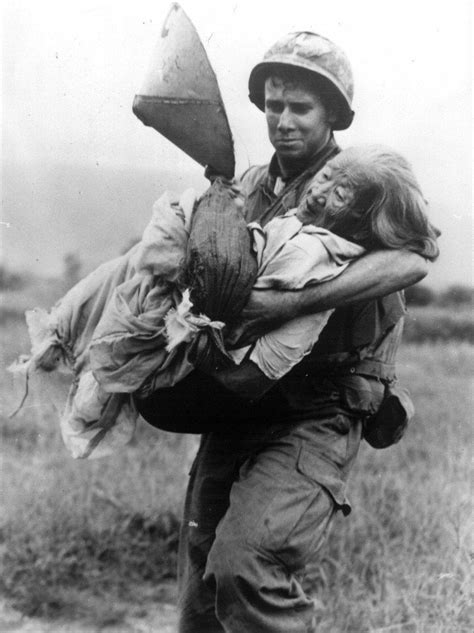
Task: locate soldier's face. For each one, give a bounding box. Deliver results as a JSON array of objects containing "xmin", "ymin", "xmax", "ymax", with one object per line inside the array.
[{"xmin": 265, "ymin": 77, "xmax": 333, "ymax": 167}]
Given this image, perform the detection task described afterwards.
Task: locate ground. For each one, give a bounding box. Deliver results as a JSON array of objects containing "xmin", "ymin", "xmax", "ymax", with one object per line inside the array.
[
  {"xmin": 0, "ymin": 591, "xmax": 178, "ymax": 633},
  {"xmin": 1, "ymin": 303, "xmax": 472, "ymax": 632}
]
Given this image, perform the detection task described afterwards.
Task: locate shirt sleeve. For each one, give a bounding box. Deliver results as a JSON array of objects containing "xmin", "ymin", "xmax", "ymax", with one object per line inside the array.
[
  {"xmin": 230, "ymin": 216, "xmax": 365, "ymax": 380},
  {"xmin": 134, "ymin": 189, "xmax": 194, "ymax": 280},
  {"xmin": 250, "ymin": 215, "xmax": 363, "ymax": 290},
  {"xmin": 248, "ymin": 310, "xmax": 334, "ymax": 380}
]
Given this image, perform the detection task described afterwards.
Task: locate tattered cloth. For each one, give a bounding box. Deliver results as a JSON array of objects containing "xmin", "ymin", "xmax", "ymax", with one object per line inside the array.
[
  {"xmin": 9, "ymin": 181, "xmax": 258, "ymax": 458},
  {"xmin": 9, "ymin": 181, "xmax": 363, "ymax": 459}
]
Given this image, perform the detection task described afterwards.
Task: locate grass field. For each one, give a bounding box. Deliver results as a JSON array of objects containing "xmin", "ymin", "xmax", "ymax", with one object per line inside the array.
[{"xmin": 0, "ymin": 286, "xmax": 472, "ymax": 632}]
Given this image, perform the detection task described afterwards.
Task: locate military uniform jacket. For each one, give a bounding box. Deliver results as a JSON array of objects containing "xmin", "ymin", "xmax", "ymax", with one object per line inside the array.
[{"xmin": 238, "ymin": 138, "xmax": 407, "ymax": 434}]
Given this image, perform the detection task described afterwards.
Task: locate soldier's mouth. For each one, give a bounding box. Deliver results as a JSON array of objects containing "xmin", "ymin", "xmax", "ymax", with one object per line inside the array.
[{"xmin": 276, "ymin": 138, "xmax": 300, "ymax": 146}]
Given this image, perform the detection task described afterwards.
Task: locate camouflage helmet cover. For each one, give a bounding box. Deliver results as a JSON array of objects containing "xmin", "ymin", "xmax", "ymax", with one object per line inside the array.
[{"xmin": 248, "ymin": 31, "xmax": 355, "ymax": 130}]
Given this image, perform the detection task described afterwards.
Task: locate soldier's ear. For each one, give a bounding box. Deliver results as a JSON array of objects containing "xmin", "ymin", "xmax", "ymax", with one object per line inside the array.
[{"xmin": 327, "ymin": 108, "xmax": 338, "ymax": 125}]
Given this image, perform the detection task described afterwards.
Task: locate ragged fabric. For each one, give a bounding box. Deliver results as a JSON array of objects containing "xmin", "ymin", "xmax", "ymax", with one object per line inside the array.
[
  {"xmin": 9, "ymin": 247, "xmax": 143, "ymax": 458},
  {"xmin": 9, "ymin": 189, "xmax": 213, "ymax": 459},
  {"xmin": 11, "ymin": 187, "xmax": 365, "ymax": 457},
  {"xmin": 10, "ymin": 185, "xmax": 255, "ymax": 458},
  {"xmin": 89, "ymin": 181, "xmax": 248, "ymax": 390}
]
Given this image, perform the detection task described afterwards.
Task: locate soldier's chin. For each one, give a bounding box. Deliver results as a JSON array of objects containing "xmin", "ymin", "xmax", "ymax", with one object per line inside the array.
[{"xmin": 275, "ymin": 142, "xmax": 304, "ymax": 160}]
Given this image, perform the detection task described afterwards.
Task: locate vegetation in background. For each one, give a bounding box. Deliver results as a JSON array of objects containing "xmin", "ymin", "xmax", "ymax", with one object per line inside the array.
[
  {"xmin": 307, "ymin": 342, "xmax": 472, "ymax": 632},
  {"xmin": 0, "ymin": 421, "xmax": 186, "ymax": 620},
  {"xmin": 405, "ymin": 281, "xmax": 473, "ymax": 308},
  {"xmin": 403, "ymin": 306, "xmax": 473, "ymax": 344},
  {"xmin": 402, "ymin": 282, "xmax": 473, "ymax": 344},
  {"xmin": 0, "ymin": 271, "xmax": 472, "ymax": 631},
  {"xmin": 1, "ymin": 267, "xmax": 473, "ymax": 344}
]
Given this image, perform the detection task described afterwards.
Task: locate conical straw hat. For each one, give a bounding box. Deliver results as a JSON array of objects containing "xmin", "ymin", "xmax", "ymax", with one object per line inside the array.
[{"xmin": 133, "ymin": 3, "xmax": 235, "ymax": 178}]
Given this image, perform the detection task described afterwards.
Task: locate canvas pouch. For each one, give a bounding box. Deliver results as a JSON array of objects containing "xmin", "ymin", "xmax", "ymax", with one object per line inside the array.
[{"xmin": 362, "ymin": 384, "xmax": 415, "ymax": 449}]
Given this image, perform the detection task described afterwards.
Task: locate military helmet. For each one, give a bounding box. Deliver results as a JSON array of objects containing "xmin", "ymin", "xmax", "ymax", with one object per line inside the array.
[{"xmin": 248, "ymin": 31, "xmax": 354, "ymax": 130}]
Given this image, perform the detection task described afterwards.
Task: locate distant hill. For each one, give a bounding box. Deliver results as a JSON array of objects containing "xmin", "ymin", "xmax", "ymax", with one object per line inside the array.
[
  {"xmin": 2, "ymin": 161, "xmax": 207, "ymax": 276},
  {"xmin": 2, "ymin": 161, "xmax": 470, "ymax": 290}
]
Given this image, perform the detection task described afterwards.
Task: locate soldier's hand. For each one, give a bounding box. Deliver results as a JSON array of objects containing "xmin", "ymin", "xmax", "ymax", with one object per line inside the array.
[{"xmin": 226, "ymin": 289, "xmax": 303, "ymax": 347}]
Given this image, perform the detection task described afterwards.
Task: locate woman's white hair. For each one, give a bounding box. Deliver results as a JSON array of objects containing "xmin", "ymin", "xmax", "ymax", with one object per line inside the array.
[{"xmin": 327, "ymin": 145, "xmax": 440, "ymax": 261}]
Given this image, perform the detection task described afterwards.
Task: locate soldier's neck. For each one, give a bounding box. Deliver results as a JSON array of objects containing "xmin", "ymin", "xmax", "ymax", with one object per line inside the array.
[{"xmin": 276, "ymin": 137, "xmax": 335, "ymax": 180}]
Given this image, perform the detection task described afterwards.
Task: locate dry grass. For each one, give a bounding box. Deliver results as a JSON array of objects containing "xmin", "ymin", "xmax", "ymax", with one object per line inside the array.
[
  {"xmin": 0, "ymin": 285, "xmax": 472, "ymax": 630},
  {"xmin": 0, "ymin": 312, "xmax": 195, "ymax": 619},
  {"xmin": 307, "ymin": 342, "xmax": 473, "ymax": 632},
  {"xmin": 404, "ymin": 306, "xmax": 473, "ymax": 343}
]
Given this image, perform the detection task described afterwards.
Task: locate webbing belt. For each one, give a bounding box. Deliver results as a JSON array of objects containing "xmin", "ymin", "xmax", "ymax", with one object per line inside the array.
[{"xmin": 300, "ymin": 357, "xmax": 397, "ymax": 382}]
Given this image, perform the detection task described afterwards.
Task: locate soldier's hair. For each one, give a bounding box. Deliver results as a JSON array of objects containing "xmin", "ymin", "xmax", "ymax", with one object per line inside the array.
[
  {"xmin": 323, "ymin": 145, "xmax": 440, "ymax": 261},
  {"xmin": 265, "ymin": 69, "xmax": 340, "ymax": 125}
]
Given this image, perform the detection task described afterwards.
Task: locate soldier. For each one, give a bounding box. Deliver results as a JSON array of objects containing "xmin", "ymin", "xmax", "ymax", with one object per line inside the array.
[{"xmin": 138, "ymin": 31, "xmax": 430, "ymax": 632}]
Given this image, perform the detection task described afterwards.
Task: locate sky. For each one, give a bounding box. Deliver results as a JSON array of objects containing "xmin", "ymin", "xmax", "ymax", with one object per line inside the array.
[{"xmin": 1, "ymin": 0, "xmax": 472, "ymax": 288}]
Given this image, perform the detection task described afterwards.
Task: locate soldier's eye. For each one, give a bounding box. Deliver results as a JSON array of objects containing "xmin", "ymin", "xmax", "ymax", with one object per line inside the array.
[
  {"xmin": 292, "ymin": 104, "xmax": 311, "ymax": 115},
  {"xmin": 265, "ymin": 100, "xmax": 283, "ymax": 114}
]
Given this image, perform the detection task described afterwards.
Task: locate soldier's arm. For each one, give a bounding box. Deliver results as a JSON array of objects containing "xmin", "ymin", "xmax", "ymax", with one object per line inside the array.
[
  {"xmin": 212, "ymin": 249, "xmax": 426, "ymax": 398},
  {"xmin": 228, "ymin": 249, "xmax": 427, "ymax": 346}
]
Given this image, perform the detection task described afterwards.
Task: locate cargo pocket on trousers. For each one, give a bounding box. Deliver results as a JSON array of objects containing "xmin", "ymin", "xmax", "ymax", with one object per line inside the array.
[
  {"xmin": 297, "ymin": 446, "xmax": 351, "ymax": 516},
  {"xmin": 263, "ymin": 446, "xmax": 349, "ymax": 571}
]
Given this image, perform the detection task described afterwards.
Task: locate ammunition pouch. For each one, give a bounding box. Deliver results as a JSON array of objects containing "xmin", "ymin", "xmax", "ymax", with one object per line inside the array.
[{"xmin": 362, "ymin": 384, "xmax": 414, "ymax": 449}]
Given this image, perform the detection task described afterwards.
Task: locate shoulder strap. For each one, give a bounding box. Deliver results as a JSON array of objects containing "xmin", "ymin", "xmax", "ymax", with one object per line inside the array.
[{"xmin": 257, "ymin": 142, "xmax": 340, "ymax": 226}]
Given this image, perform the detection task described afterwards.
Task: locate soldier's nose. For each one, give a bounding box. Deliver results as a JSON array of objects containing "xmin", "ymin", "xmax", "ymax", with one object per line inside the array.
[{"xmin": 277, "ymin": 108, "xmax": 295, "ymax": 131}]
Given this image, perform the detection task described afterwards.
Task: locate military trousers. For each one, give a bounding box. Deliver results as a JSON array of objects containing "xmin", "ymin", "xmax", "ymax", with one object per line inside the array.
[{"xmin": 177, "ymin": 416, "xmax": 356, "ymax": 633}]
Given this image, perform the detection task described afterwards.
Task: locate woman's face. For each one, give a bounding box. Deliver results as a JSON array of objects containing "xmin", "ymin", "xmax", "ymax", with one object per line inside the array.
[{"xmin": 296, "ymin": 163, "xmax": 356, "ymax": 226}]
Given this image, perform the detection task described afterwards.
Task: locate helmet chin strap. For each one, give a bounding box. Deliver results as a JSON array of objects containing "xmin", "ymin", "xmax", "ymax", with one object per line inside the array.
[{"xmin": 276, "ymin": 135, "xmax": 333, "ymax": 179}]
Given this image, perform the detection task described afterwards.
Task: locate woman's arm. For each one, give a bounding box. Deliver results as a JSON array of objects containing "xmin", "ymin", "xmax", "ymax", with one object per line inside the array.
[{"xmin": 228, "ymin": 249, "xmax": 427, "ymax": 346}]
